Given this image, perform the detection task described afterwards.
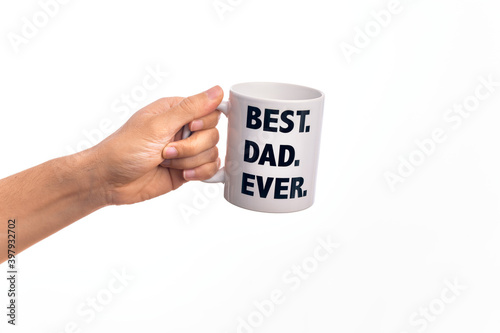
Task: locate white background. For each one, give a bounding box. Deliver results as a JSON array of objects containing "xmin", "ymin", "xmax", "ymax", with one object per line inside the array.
[{"xmin": 1, "ymin": 0, "xmax": 500, "ymax": 332}]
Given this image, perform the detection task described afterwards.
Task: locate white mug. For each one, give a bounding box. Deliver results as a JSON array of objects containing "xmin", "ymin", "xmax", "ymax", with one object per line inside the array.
[{"xmin": 183, "ymin": 82, "xmax": 325, "ymax": 213}]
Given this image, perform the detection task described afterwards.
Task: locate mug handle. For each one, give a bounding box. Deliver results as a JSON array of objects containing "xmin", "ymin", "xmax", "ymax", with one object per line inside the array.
[{"xmin": 181, "ymin": 101, "xmax": 229, "ymax": 184}]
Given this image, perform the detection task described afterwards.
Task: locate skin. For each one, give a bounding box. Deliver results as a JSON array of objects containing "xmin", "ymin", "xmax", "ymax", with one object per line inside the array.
[{"xmin": 0, "ymin": 86, "xmax": 224, "ymax": 263}]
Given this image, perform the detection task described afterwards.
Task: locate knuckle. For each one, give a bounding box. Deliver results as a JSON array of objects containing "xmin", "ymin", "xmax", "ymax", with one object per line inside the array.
[
  {"xmin": 206, "ymin": 162, "xmax": 219, "ymax": 178},
  {"xmin": 178, "ymin": 97, "xmax": 199, "ymax": 119},
  {"xmin": 157, "ymin": 97, "xmax": 170, "ymax": 106},
  {"xmin": 209, "ymin": 128, "xmax": 220, "ymax": 144},
  {"xmin": 155, "ymin": 97, "xmax": 174, "ymax": 112},
  {"xmin": 209, "ymin": 110, "xmax": 221, "ymax": 124},
  {"xmin": 172, "ymin": 143, "xmax": 185, "ymax": 157},
  {"xmin": 180, "ymin": 141, "xmax": 195, "ymax": 157},
  {"xmin": 209, "ymin": 146, "xmax": 219, "ymax": 161}
]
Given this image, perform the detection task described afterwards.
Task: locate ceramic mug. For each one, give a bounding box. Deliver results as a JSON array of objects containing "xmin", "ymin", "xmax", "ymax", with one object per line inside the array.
[{"xmin": 183, "ymin": 82, "xmax": 324, "ymax": 213}]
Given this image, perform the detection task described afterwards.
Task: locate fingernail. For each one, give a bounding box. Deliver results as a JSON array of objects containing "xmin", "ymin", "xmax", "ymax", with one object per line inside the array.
[
  {"xmin": 184, "ymin": 169, "xmax": 196, "ymax": 180},
  {"xmin": 190, "ymin": 119, "xmax": 203, "ymax": 131},
  {"xmin": 206, "ymin": 86, "xmax": 221, "ymax": 100},
  {"xmin": 160, "ymin": 159, "xmax": 171, "ymax": 167},
  {"xmin": 163, "ymin": 146, "xmax": 178, "ymax": 159},
  {"xmin": 217, "ymin": 157, "xmax": 221, "ymax": 168}
]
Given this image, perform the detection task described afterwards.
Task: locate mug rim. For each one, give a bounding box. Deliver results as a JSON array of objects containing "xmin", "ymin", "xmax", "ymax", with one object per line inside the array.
[{"xmin": 229, "ymin": 82, "xmax": 324, "ymax": 103}]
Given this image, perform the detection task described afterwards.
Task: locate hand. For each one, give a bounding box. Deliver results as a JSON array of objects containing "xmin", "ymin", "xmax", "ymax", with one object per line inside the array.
[{"xmin": 92, "ymin": 86, "xmax": 223, "ymax": 205}]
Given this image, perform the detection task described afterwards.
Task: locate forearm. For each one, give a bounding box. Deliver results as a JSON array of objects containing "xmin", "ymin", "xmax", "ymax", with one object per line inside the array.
[{"xmin": 0, "ymin": 148, "xmax": 108, "ymax": 263}]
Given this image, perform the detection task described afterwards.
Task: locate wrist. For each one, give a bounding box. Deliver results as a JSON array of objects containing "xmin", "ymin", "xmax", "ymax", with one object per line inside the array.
[{"xmin": 64, "ymin": 148, "xmax": 112, "ymax": 209}]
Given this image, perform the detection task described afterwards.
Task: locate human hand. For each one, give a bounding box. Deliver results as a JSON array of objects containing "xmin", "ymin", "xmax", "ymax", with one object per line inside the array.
[{"xmin": 92, "ymin": 86, "xmax": 223, "ymax": 205}]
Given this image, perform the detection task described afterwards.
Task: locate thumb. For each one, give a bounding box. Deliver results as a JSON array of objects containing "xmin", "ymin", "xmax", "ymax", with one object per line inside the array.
[{"xmin": 162, "ymin": 85, "xmax": 223, "ymax": 131}]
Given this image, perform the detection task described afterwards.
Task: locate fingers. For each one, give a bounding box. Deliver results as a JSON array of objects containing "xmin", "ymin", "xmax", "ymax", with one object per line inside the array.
[
  {"xmin": 158, "ymin": 86, "xmax": 224, "ymax": 132},
  {"xmin": 183, "ymin": 158, "xmax": 221, "ymax": 181},
  {"xmin": 162, "ymin": 128, "xmax": 219, "ymax": 160},
  {"xmin": 154, "ymin": 87, "xmax": 223, "ymax": 182},
  {"xmin": 189, "ymin": 110, "xmax": 221, "ymax": 131},
  {"xmin": 161, "ymin": 146, "xmax": 218, "ymax": 169}
]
